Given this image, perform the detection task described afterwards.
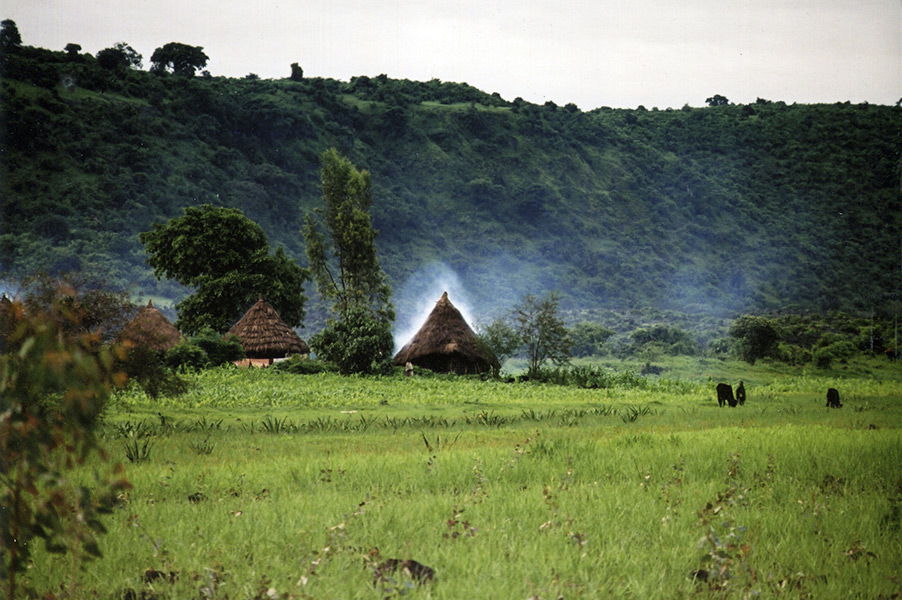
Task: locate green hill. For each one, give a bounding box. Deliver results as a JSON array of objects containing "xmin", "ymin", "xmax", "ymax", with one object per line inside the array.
[{"xmin": 2, "ymin": 41, "xmax": 901, "ymax": 327}]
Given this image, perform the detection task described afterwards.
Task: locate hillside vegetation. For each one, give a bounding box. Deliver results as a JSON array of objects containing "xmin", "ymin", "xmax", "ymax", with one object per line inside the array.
[{"xmin": 2, "ymin": 38, "xmax": 901, "ymax": 324}]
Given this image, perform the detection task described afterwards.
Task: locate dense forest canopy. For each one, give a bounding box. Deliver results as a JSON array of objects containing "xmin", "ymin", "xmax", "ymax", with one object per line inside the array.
[{"xmin": 1, "ymin": 31, "xmax": 901, "ymax": 334}]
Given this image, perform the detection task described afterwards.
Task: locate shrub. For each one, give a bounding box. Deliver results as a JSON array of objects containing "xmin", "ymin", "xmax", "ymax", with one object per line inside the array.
[
  {"xmin": 120, "ymin": 345, "xmax": 187, "ymax": 398},
  {"xmin": 1, "ymin": 292, "xmax": 131, "ymax": 598},
  {"xmin": 729, "ymin": 315, "xmax": 779, "ymax": 364},
  {"xmin": 570, "ymin": 321, "xmax": 615, "ymax": 357},
  {"xmin": 271, "ymin": 355, "xmax": 338, "ymax": 375},
  {"xmin": 192, "ymin": 327, "xmax": 245, "ymax": 366},
  {"xmin": 628, "ymin": 324, "xmax": 698, "ymax": 356},
  {"xmin": 165, "ymin": 340, "xmax": 209, "ymax": 370},
  {"xmin": 164, "ymin": 329, "xmax": 245, "ymax": 369},
  {"xmin": 813, "ymin": 340, "xmax": 858, "ymax": 369},
  {"xmin": 310, "ymin": 306, "xmax": 394, "ymax": 375},
  {"xmin": 774, "ymin": 342, "xmax": 811, "ymax": 366}
]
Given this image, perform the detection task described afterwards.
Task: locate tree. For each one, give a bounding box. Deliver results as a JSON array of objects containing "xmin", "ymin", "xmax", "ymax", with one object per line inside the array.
[
  {"xmin": 140, "ymin": 204, "xmax": 308, "ymax": 335},
  {"xmin": 96, "ymin": 42, "xmax": 142, "ymax": 70},
  {"xmin": 290, "ymin": 62, "xmax": 304, "ymax": 81},
  {"xmin": 476, "ymin": 317, "xmax": 521, "ymax": 371},
  {"xmin": 513, "ymin": 293, "xmax": 571, "ymax": 378},
  {"xmin": 21, "ymin": 271, "xmax": 136, "ymax": 343},
  {"xmin": 303, "ymin": 148, "xmax": 393, "ymax": 321},
  {"xmin": 706, "ymin": 94, "xmax": 730, "ymax": 107},
  {"xmin": 64, "ymin": 43, "xmax": 81, "ymax": 57},
  {"xmin": 303, "ymin": 149, "xmax": 394, "ymax": 374},
  {"xmin": 1, "ymin": 282, "xmax": 131, "ymax": 598},
  {"xmin": 729, "ymin": 315, "xmax": 779, "ymax": 364},
  {"xmin": 150, "ymin": 42, "xmax": 208, "ymax": 77},
  {"xmin": 570, "ymin": 321, "xmax": 615, "ymax": 357},
  {"xmin": 0, "ymin": 19, "xmax": 22, "ymax": 54}
]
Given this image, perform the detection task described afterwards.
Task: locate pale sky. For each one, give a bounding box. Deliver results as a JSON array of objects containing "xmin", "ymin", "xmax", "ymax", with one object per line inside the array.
[{"xmin": 6, "ymin": 0, "xmax": 901, "ymax": 109}]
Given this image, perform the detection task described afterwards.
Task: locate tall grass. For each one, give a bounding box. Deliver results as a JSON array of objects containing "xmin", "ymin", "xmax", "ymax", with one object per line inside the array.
[{"xmin": 28, "ymin": 360, "xmax": 902, "ymax": 599}]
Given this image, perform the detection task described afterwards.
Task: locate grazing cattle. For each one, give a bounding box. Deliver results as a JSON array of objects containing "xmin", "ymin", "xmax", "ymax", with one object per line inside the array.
[
  {"xmin": 716, "ymin": 383, "xmax": 737, "ymax": 407},
  {"xmin": 735, "ymin": 381, "xmax": 746, "ymax": 405},
  {"xmin": 826, "ymin": 387, "xmax": 842, "ymax": 408}
]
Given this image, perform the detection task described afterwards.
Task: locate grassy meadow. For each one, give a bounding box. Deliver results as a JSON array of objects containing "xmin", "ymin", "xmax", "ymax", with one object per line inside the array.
[{"xmin": 27, "ymin": 358, "xmax": 902, "ymax": 599}]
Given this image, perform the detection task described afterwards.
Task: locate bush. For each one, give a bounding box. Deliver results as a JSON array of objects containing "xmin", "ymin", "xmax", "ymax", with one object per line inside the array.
[
  {"xmin": 271, "ymin": 355, "xmax": 338, "ymax": 375},
  {"xmin": 570, "ymin": 322, "xmax": 615, "ymax": 357},
  {"xmin": 628, "ymin": 324, "xmax": 698, "ymax": 356},
  {"xmin": 165, "ymin": 340, "xmax": 209, "ymax": 370},
  {"xmin": 1, "ymin": 291, "xmax": 131, "ymax": 598},
  {"xmin": 774, "ymin": 342, "xmax": 811, "ymax": 366},
  {"xmin": 191, "ymin": 327, "xmax": 245, "ymax": 366},
  {"xmin": 120, "ymin": 346, "xmax": 187, "ymax": 398},
  {"xmin": 310, "ymin": 307, "xmax": 394, "ymax": 375},
  {"xmin": 729, "ymin": 315, "xmax": 779, "ymax": 364},
  {"xmin": 813, "ymin": 340, "xmax": 858, "ymax": 369}
]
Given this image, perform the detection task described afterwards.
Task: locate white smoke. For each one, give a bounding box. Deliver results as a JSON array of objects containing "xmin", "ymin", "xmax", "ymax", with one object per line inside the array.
[{"xmin": 392, "ymin": 262, "xmax": 478, "ymax": 351}]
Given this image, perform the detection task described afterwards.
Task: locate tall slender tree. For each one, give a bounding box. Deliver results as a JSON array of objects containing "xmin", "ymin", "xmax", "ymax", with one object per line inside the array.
[
  {"xmin": 303, "ymin": 148, "xmax": 393, "ymax": 321},
  {"xmin": 303, "ymin": 149, "xmax": 394, "ymax": 373}
]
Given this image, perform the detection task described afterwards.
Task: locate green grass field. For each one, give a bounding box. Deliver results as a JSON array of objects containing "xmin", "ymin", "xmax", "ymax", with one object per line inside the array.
[{"xmin": 26, "ymin": 358, "xmax": 902, "ymax": 599}]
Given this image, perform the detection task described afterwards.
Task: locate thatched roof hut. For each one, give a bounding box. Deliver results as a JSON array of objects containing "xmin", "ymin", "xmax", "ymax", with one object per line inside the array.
[
  {"xmin": 117, "ymin": 300, "xmax": 182, "ymax": 352},
  {"xmin": 227, "ymin": 297, "xmax": 309, "ymax": 359},
  {"xmin": 393, "ymin": 291, "xmax": 499, "ymax": 375}
]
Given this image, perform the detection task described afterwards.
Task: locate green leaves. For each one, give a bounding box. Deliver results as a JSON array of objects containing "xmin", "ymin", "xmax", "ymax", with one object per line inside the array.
[
  {"xmin": 304, "ymin": 150, "xmax": 395, "ymax": 374},
  {"xmin": 140, "ymin": 204, "xmax": 270, "ymax": 286},
  {"xmin": 310, "ymin": 306, "xmax": 394, "ymax": 375},
  {"xmin": 140, "ymin": 204, "xmax": 309, "ymax": 334},
  {"xmin": 1, "ymin": 287, "xmax": 132, "ymax": 597},
  {"xmin": 513, "ymin": 293, "xmax": 572, "ymax": 378},
  {"xmin": 149, "ymin": 42, "xmax": 208, "ymax": 77},
  {"xmin": 729, "ymin": 315, "xmax": 779, "ymax": 364},
  {"xmin": 305, "ymin": 149, "xmax": 393, "ymax": 322}
]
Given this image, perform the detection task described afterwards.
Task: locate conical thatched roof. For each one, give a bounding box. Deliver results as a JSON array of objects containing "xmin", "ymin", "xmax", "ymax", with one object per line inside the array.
[
  {"xmin": 117, "ymin": 300, "xmax": 182, "ymax": 352},
  {"xmin": 393, "ymin": 291, "xmax": 499, "ymax": 375},
  {"xmin": 227, "ymin": 297, "xmax": 309, "ymax": 359}
]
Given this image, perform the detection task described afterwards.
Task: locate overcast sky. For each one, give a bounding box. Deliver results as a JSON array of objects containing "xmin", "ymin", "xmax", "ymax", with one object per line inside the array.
[{"xmin": 6, "ymin": 0, "xmax": 901, "ymax": 109}]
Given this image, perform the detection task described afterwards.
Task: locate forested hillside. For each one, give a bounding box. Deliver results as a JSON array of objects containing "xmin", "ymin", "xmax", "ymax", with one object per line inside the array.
[{"xmin": 2, "ymin": 37, "xmax": 901, "ymax": 325}]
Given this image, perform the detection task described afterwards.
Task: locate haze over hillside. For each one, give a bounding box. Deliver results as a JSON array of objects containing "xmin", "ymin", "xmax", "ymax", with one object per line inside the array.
[{"xmin": 2, "ymin": 38, "xmax": 901, "ymax": 334}]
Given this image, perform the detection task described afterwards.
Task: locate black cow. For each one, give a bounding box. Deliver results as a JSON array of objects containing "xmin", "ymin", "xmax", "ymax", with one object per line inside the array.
[
  {"xmin": 735, "ymin": 381, "xmax": 746, "ymax": 405},
  {"xmin": 826, "ymin": 388, "xmax": 842, "ymax": 408},
  {"xmin": 716, "ymin": 383, "xmax": 736, "ymax": 407}
]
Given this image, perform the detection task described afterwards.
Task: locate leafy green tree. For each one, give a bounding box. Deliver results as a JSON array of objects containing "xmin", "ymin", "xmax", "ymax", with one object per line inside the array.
[
  {"xmin": 303, "ymin": 148, "xmax": 394, "ymax": 321},
  {"xmin": 629, "ymin": 324, "xmax": 698, "ymax": 356},
  {"xmin": 1, "ymin": 284, "xmax": 131, "ymax": 599},
  {"xmin": 706, "ymin": 94, "xmax": 730, "ymax": 106},
  {"xmin": 570, "ymin": 321, "xmax": 615, "ymax": 357},
  {"xmin": 303, "ymin": 149, "xmax": 394, "ymax": 374},
  {"xmin": 513, "ymin": 293, "xmax": 571, "ymax": 378},
  {"xmin": 729, "ymin": 315, "xmax": 779, "ymax": 364},
  {"xmin": 477, "ymin": 317, "xmax": 521, "ymax": 372},
  {"xmin": 290, "ymin": 62, "xmax": 304, "ymax": 81},
  {"xmin": 64, "ymin": 43, "xmax": 81, "ymax": 57},
  {"xmin": 150, "ymin": 42, "xmax": 208, "ymax": 76},
  {"xmin": 119, "ymin": 345, "xmax": 187, "ymax": 399},
  {"xmin": 0, "ymin": 19, "xmax": 22, "ymax": 53},
  {"xmin": 140, "ymin": 204, "xmax": 308, "ymax": 335},
  {"xmin": 96, "ymin": 42, "xmax": 142, "ymax": 70}
]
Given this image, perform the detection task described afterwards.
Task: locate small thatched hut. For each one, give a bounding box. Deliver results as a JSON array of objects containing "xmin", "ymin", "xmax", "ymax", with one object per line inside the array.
[
  {"xmin": 117, "ymin": 300, "xmax": 182, "ymax": 352},
  {"xmin": 227, "ymin": 297, "xmax": 309, "ymax": 360},
  {"xmin": 393, "ymin": 291, "xmax": 499, "ymax": 375}
]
